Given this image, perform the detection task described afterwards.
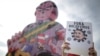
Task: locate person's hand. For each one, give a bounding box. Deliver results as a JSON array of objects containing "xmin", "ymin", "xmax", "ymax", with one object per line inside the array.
[
  {"xmin": 7, "ymin": 31, "xmax": 23, "ymax": 52},
  {"xmin": 61, "ymin": 42, "xmax": 70, "ymax": 50},
  {"xmin": 61, "ymin": 42, "xmax": 70, "ymax": 56},
  {"xmin": 88, "ymin": 43, "xmax": 97, "ymax": 56}
]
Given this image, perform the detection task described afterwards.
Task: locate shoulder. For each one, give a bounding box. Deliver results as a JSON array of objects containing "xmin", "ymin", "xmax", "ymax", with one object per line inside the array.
[
  {"xmin": 25, "ymin": 23, "xmax": 36, "ymax": 28},
  {"xmin": 25, "ymin": 22, "xmax": 38, "ymax": 29},
  {"xmin": 55, "ymin": 22, "xmax": 64, "ymax": 29},
  {"xmin": 22, "ymin": 22, "xmax": 37, "ymax": 33}
]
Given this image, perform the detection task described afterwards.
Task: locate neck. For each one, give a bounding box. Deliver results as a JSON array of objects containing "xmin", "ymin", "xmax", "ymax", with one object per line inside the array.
[{"xmin": 36, "ymin": 19, "xmax": 51, "ymax": 24}]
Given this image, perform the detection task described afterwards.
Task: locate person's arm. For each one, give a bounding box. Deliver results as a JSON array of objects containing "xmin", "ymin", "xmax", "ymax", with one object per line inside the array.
[
  {"xmin": 88, "ymin": 43, "xmax": 97, "ymax": 56},
  {"xmin": 61, "ymin": 48, "xmax": 66, "ymax": 56},
  {"xmin": 6, "ymin": 23, "xmax": 34, "ymax": 56},
  {"xmin": 7, "ymin": 31, "xmax": 23, "ymax": 52},
  {"xmin": 61, "ymin": 42, "xmax": 70, "ymax": 56}
]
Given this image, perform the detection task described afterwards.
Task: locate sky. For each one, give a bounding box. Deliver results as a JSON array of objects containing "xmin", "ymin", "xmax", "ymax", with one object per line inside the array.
[{"xmin": 0, "ymin": 0, "xmax": 100, "ymax": 56}]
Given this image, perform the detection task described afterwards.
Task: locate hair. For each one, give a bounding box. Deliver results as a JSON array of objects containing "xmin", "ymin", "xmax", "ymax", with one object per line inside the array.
[
  {"xmin": 37, "ymin": 51, "xmax": 53, "ymax": 56},
  {"xmin": 35, "ymin": 1, "xmax": 58, "ymax": 21}
]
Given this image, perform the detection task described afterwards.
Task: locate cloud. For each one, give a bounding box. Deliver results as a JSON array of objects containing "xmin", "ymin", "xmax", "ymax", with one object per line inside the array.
[
  {"xmin": 54, "ymin": 0, "xmax": 100, "ymax": 56},
  {"xmin": 0, "ymin": 0, "xmax": 100, "ymax": 56},
  {"xmin": 0, "ymin": 41, "xmax": 6, "ymax": 47},
  {"xmin": 0, "ymin": 24, "xmax": 2, "ymax": 27},
  {"xmin": 56, "ymin": 0, "xmax": 100, "ymax": 22},
  {"xmin": 55, "ymin": 0, "xmax": 100, "ymax": 39},
  {"xmin": 0, "ymin": 50, "xmax": 6, "ymax": 56}
]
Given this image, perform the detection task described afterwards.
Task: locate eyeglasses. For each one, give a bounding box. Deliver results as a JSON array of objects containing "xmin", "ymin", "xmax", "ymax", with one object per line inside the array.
[{"xmin": 36, "ymin": 5, "xmax": 54, "ymax": 12}]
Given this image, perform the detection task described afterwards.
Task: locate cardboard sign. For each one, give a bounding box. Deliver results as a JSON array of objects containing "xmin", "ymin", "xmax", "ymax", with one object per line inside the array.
[{"xmin": 65, "ymin": 21, "xmax": 93, "ymax": 56}]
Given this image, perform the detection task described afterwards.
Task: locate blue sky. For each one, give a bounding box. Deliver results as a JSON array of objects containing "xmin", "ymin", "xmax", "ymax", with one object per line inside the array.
[{"xmin": 0, "ymin": 0, "xmax": 100, "ymax": 56}]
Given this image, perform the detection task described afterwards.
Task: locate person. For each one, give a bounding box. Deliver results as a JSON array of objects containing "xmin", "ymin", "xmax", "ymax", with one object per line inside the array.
[
  {"xmin": 36, "ymin": 50, "xmax": 53, "ymax": 56},
  {"xmin": 6, "ymin": 1, "xmax": 97, "ymax": 56},
  {"xmin": 7, "ymin": 1, "xmax": 65, "ymax": 56},
  {"xmin": 61, "ymin": 42, "xmax": 97, "ymax": 56}
]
